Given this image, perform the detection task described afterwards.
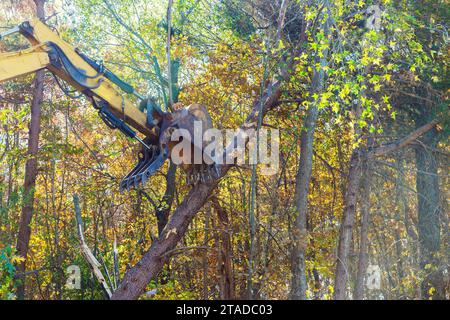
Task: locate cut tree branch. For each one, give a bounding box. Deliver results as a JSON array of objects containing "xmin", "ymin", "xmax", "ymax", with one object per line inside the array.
[
  {"xmin": 111, "ymin": 49, "xmax": 299, "ymax": 300},
  {"xmin": 368, "ymin": 119, "xmax": 439, "ymax": 158},
  {"xmin": 73, "ymin": 194, "xmax": 113, "ymax": 299}
]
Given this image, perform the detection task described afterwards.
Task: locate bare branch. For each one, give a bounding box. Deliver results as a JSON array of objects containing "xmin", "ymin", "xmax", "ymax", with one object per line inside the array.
[
  {"xmin": 73, "ymin": 194, "xmax": 113, "ymax": 299},
  {"xmin": 368, "ymin": 119, "xmax": 439, "ymax": 158}
]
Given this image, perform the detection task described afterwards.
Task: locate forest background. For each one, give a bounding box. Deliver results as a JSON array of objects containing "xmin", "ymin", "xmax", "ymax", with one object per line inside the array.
[{"xmin": 0, "ymin": 0, "xmax": 448, "ymax": 300}]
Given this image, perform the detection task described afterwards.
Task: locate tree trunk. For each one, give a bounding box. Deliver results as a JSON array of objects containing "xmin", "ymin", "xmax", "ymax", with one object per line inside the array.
[
  {"xmin": 396, "ymin": 156, "xmax": 419, "ymax": 283},
  {"xmin": 156, "ymin": 0, "xmax": 179, "ymax": 232},
  {"xmin": 15, "ymin": 0, "xmax": 45, "ymax": 300},
  {"xmin": 334, "ymin": 150, "xmax": 362, "ymax": 300},
  {"xmin": 354, "ymin": 159, "xmax": 371, "ymax": 300},
  {"xmin": 290, "ymin": 10, "xmax": 329, "ymax": 299},
  {"xmin": 111, "ymin": 182, "xmax": 218, "ymax": 299},
  {"xmin": 393, "ymin": 157, "xmax": 406, "ymax": 298},
  {"xmin": 156, "ymin": 162, "xmax": 177, "ymax": 237},
  {"xmin": 212, "ymin": 196, "xmax": 235, "ymax": 300},
  {"xmin": 202, "ymin": 204, "xmax": 211, "ymax": 299},
  {"xmin": 345, "ymin": 119, "xmax": 439, "ymax": 300},
  {"xmin": 290, "ymin": 102, "xmax": 318, "ymax": 300},
  {"xmin": 414, "ymin": 127, "xmax": 443, "ymax": 299}
]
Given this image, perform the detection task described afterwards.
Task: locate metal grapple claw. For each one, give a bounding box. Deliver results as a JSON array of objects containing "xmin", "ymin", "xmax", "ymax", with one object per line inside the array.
[
  {"xmin": 120, "ymin": 144, "xmax": 168, "ymax": 192},
  {"xmin": 119, "ymin": 102, "xmax": 215, "ymax": 192}
]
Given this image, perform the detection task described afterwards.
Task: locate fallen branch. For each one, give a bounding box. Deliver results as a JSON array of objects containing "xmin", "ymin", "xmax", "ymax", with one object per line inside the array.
[{"xmin": 73, "ymin": 194, "xmax": 113, "ymax": 299}]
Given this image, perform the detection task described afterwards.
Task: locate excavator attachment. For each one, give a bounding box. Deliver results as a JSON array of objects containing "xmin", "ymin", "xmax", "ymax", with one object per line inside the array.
[
  {"xmin": 158, "ymin": 103, "xmax": 220, "ymax": 186},
  {"xmin": 120, "ymin": 103, "xmax": 220, "ymax": 191},
  {"xmin": 119, "ymin": 143, "xmax": 168, "ymax": 192}
]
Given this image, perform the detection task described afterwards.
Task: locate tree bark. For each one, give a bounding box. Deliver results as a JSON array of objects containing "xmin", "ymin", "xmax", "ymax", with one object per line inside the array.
[
  {"xmin": 156, "ymin": 162, "xmax": 177, "ymax": 237},
  {"xmin": 415, "ymin": 127, "xmax": 444, "ymax": 299},
  {"xmin": 156, "ymin": 0, "xmax": 179, "ymax": 233},
  {"xmin": 290, "ymin": 7, "xmax": 329, "ymax": 299},
  {"xmin": 166, "ymin": 0, "xmax": 174, "ymax": 107},
  {"xmin": 212, "ymin": 196, "xmax": 235, "ymax": 300},
  {"xmin": 354, "ymin": 159, "xmax": 371, "ymax": 300},
  {"xmin": 202, "ymin": 204, "xmax": 211, "ymax": 299},
  {"xmin": 15, "ymin": 0, "xmax": 45, "ymax": 300},
  {"xmin": 290, "ymin": 88, "xmax": 318, "ymax": 300},
  {"xmin": 334, "ymin": 150, "xmax": 362, "ymax": 300}
]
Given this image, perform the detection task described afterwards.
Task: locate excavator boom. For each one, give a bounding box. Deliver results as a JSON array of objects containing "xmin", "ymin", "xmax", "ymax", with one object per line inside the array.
[
  {"xmin": 0, "ymin": 19, "xmax": 155, "ymax": 140},
  {"xmin": 0, "ymin": 19, "xmax": 217, "ymax": 191}
]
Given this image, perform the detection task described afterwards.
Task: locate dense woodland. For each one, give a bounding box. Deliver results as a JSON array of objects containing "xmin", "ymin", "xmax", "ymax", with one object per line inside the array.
[{"xmin": 0, "ymin": 0, "xmax": 448, "ymax": 300}]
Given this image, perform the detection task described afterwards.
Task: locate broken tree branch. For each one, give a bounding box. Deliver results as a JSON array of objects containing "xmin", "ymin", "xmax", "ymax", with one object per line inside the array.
[
  {"xmin": 73, "ymin": 194, "xmax": 113, "ymax": 299},
  {"xmin": 368, "ymin": 119, "xmax": 439, "ymax": 158},
  {"xmin": 111, "ymin": 46, "xmax": 300, "ymax": 300}
]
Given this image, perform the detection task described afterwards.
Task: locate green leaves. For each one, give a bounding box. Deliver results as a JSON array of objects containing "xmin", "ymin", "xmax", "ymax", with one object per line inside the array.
[{"xmin": 0, "ymin": 246, "xmax": 22, "ymax": 300}]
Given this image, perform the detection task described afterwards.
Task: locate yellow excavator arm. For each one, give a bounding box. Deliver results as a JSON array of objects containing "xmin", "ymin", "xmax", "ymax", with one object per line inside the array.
[
  {"xmin": 0, "ymin": 45, "xmax": 49, "ymax": 82},
  {"xmin": 0, "ymin": 19, "xmax": 173, "ymax": 191},
  {"xmin": 0, "ymin": 19, "xmax": 154, "ymax": 139},
  {"xmin": 0, "ymin": 19, "xmax": 218, "ymax": 191}
]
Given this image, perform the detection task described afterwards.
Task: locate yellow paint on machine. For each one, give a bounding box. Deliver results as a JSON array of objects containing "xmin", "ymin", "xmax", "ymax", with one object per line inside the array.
[{"xmin": 0, "ymin": 19, "xmax": 156, "ymax": 139}]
